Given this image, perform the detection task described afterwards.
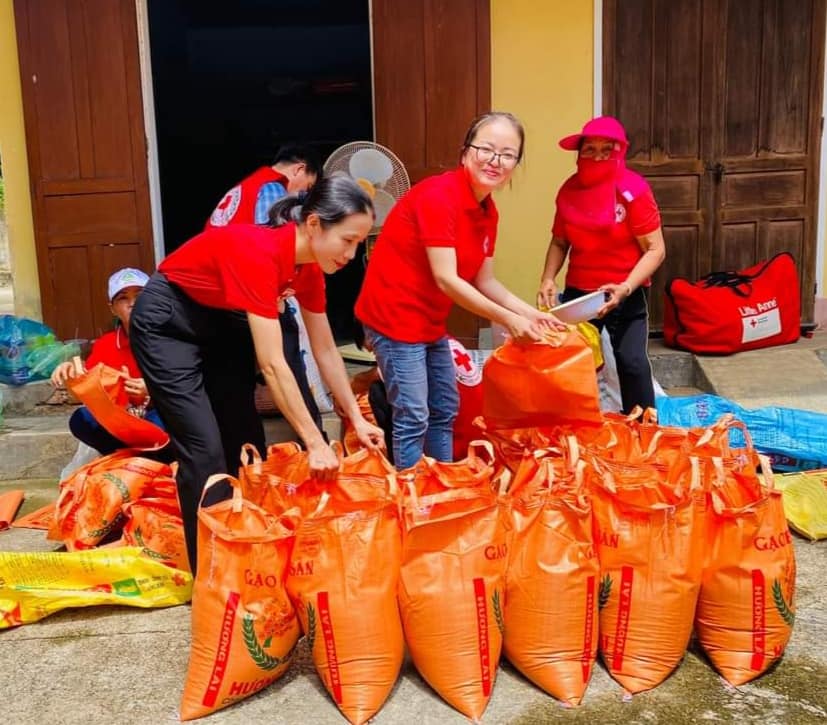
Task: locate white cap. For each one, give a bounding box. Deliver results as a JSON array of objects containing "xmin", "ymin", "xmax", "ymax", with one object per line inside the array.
[{"xmin": 108, "ymin": 268, "xmax": 149, "ymax": 302}]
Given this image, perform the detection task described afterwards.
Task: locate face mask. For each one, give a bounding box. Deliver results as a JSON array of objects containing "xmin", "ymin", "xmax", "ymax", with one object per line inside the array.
[{"xmin": 576, "ymin": 157, "xmax": 618, "ymax": 187}]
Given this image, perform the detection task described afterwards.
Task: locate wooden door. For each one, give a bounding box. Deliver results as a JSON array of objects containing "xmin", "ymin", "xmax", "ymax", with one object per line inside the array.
[
  {"xmin": 14, "ymin": 0, "xmax": 154, "ymax": 340},
  {"xmin": 604, "ymin": 0, "xmax": 825, "ymax": 328},
  {"xmin": 372, "ymin": 0, "xmax": 490, "ymax": 346}
]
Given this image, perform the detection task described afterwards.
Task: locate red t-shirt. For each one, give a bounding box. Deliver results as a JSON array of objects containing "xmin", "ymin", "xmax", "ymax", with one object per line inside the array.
[
  {"xmin": 356, "ymin": 167, "xmax": 498, "ymax": 342},
  {"xmin": 552, "ymin": 188, "xmax": 661, "ymax": 290},
  {"xmin": 86, "ymin": 327, "xmax": 141, "ymax": 378},
  {"xmin": 159, "ymin": 223, "xmax": 326, "ymax": 318}
]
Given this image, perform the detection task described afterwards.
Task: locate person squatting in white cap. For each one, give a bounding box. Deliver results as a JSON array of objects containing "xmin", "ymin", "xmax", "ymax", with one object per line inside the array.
[{"xmin": 50, "ymin": 267, "xmax": 169, "ymax": 456}]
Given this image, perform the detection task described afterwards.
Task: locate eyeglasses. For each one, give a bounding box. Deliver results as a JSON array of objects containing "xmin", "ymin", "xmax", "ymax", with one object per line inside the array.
[{"xmin": 466, "ymin": 144, "xmax": 520, "ymax": 168}]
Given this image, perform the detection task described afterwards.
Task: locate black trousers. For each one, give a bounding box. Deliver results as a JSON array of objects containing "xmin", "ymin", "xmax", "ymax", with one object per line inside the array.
[
  {"xmin": 130, "ymin": 273, "xmax": 266, "ymax": 572},
  {"xmin": 561, "ymin": 286, "xmax": 655, "ymax": 413}
]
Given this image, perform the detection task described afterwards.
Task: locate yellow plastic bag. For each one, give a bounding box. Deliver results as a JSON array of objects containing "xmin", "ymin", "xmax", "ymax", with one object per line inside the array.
[
  {"xmin": 775, "ymin": 468, "xmax": 827, "ymax": 540},
  {"xmin": 575, "ymin": 321, "xmax": 604, "ymax": 369},
  {"xmin": 0, "ymin": 547, "xmax": 192, "ymax": 629}
]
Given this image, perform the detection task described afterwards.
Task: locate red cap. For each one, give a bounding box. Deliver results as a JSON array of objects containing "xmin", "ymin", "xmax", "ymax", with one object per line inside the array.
[{"xmin": 559, "ymin": 116, "xmax": 629, "ymax": 151}]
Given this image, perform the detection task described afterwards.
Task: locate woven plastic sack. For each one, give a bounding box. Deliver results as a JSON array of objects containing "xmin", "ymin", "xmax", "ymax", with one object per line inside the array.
[
  {"xmin": 238, "ymin": 442, "xmax": 311, "ymax": 515},
  {"xmin": 775, "ymin": 468, "xmax": 827, "ymax": 540},
  {"xmin": 49, "ymin": 451, "xmax": 176, "ymax": 550},
  {"xmin": 0, "ymin": 547, "xmax": 192, "ymax": 629},
  {"xmin": 656, "ymin": 394, "xmax": 827, "ymax": 471},
  {"xmin": 695, "ymin": 454, "xmax": 796, "ymax": 685},
  {"xmin": 121, "ymin": 496, "xmax": 189, "ymax": 572},
  {"xmin": 482, "ymin": 330, "xmax": 602, "ymax": 430},
  {"xmin": 503, "ymin": 448, "xmax": 599, "ymax": 705},
  {"xmin": 586, "ymin": 455, "xmax": 701, "ymax": 694},
  {"xmin": 179, "ymin": 475, "xmax": 300, "ymax": 720},
  {"xmin": 287, "ymin": 449, "xmax": 402, "ymax": 725},
  {"xmin": 398, "ymin": 448, "xmax": 509, "ymax": 721}
]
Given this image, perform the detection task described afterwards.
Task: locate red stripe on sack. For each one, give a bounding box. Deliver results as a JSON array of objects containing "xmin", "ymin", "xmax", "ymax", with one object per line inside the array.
[
  {"xmin": 582, "ymin": 575, "xmax": 596, "ymax": 682},
  {"xmin": 318, "ymin": 592, "xmax": 343, "ymax": 704},
  {"xmin": 751, "ymin": 569, "xmax": 766, "ymax": 671},
  {"xmin": 611, "ymin": 567, "xmax": 634, "ymax": 672},
  {"xmin": 202, "ymin": 591, "xmax": 240, "ymax": 707},
  {"xmin": 473, "ymin": 578, "xmax": 492, "ymax": 697}
]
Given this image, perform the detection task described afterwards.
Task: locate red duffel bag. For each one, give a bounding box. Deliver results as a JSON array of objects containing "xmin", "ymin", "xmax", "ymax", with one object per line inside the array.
[{"xmin": 663, "ymin": 252, "xmax": 800, "ymax": 354}]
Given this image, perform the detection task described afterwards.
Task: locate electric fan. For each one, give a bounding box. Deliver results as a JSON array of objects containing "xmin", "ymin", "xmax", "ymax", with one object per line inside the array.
[
  {"xmin": 323, "ymin": 141, "xmax": 411, "ymax": 245},
  {"xmin": 323, "ymin": 142, "xmax": 410, "ymax": 362}
]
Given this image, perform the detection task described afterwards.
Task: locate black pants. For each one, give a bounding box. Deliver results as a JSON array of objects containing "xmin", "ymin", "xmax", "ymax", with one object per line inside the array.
[
  {"xmin": 561, "ymin": 286, "xmax": 655, "ymax": 413},
  {"xmin": 130, "ymin": 273, "xmax": 266, "ymax": 572}
]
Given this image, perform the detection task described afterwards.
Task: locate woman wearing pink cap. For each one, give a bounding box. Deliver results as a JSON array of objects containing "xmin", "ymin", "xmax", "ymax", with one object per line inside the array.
[{"xmin": 537, "ymin": 116, "xmax": 666, "ymax": 412}]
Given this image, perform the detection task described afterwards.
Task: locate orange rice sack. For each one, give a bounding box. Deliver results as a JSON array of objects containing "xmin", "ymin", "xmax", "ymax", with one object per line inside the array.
[
  {"xmin": 482, "ymin": 331, "xmax": 602, "ymax": 430},
  {"xmin": 695, "ymin": 454, "xmax": 796, "ymax": 685},
  {"xmin": 121, "ymin": 497, "xmax": 189, "ymax": 572},
  {"xmin": 503, "ymin": 451, "xmax": 599, "ymax": 706},
  {"xmin": 179, "ymin": 475, "xmax": 300, "ymax": 720},
  {"xmin": 398, "ymin": 450, "xmax": 509, "ymax": 721},
  {"xmin": 287, "ymin": 449, "xmax": 402, "ymax": 725},
  {"xmin": 49, "ymin": 451, "xmax": 174, "ymax": 550},
  {"xmin": 587, "ymin": 455, "xmax": 701, "ymax": 694},
  {"xmin": 238, "ymin": 442, "xmax": 313, "ymax": 515}
]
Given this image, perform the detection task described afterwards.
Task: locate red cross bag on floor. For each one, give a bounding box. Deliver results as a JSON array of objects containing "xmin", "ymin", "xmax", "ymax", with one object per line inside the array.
[{"xmin": 663, "ymin": 252, "xmax": 800, "ymax": 354}]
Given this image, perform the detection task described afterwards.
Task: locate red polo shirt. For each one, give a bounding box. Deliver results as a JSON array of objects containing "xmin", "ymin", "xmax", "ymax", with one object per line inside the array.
[
  {"xmin": 356, "ymin": 167, "xmax": 498, "ymax": 342},
  {"xmin": 552, "ymin": 188, "xmax": 661, "ymax": 290},
  {"xmin": 159, "ymin": 223, "xmax": 326, "ymax": 318}
]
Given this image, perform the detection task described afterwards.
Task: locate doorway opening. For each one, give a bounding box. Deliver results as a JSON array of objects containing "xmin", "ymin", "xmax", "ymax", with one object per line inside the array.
[{"xmin": 146, "ymin": 0, "xmax": 373, "ymax": 341}]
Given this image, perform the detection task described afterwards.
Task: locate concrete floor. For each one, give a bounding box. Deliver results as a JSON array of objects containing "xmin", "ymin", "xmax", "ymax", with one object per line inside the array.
[
  {"xmin": 1, "ymin": 333, "xmax": 826, "ymax": 723},
  {"xmin": 1, "ymin": 478, "xmax": 826, "ymax": 725}
]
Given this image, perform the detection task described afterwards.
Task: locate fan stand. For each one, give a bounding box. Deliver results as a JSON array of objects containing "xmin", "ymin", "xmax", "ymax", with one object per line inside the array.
[{"xmin": 336, "ymin": 232, "xmax": 380, "ymax": 364}]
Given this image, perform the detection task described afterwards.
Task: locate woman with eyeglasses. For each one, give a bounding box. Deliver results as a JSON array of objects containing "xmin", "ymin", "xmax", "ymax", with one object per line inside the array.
[
  {"xmin": 355, "ymin": 111, "xmax": 565, "ymax": 470},
  {"xmin": 537, "ymin": 116, "xmax": 666, "ymax": 413}
]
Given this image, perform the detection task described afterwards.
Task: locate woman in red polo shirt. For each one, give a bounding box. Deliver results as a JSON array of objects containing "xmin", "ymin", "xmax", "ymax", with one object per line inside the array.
[
  {"xmin": 356, "ymin": 111, "xmax": 565, "ymax": 469},
  {"xmin": 130, "ymin": 176, "xmax": 384, "ymax": 571},
  {"xmin": 537, "ymin": 116, "xmax": 666, "ymax": 413}
]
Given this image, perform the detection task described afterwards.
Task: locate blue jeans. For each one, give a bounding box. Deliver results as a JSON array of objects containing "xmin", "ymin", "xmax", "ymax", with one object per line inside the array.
[{"xmin": 364, "ymin": 327, "xmax": 459, "ymax": 469}]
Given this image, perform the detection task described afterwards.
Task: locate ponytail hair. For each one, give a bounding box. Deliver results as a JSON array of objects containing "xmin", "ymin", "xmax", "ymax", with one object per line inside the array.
[{"xmin": 267, "ymin": 174, "xmax": 374, "ymax": 229}]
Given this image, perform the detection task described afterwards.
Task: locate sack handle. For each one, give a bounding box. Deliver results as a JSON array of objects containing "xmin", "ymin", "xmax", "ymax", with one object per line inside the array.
[
  {"xmin": 565, "ymin": 434, "xmax": 581, "ymax": 468},
  {"xmin": 345, "ymin": 445, "xmax": 396, "ymax": 475},
  {"xmin": 265, "ymin": 441, "xmax": 303, "ymax": 458},
  {"xmin": 239, "ymin": 443, "xmax": 262, "ymax": 467},
  {"xmin": 589, "ymin": 457, "xmax": 616, "ymax": 493},
  {"xmin": 695, "ymin": 413, "xmax": 755, "ymax": 454},
  {"xmin": 757, "ymin": 454, "xmax": 775, "ymax": 490},
  {"xmin": 467, "ymin": 440, "xmax": 496, "ymax": 468},
  {"xmin": 645, "ymin": 430, "xmax": 664, "ymax": 459},
  {"xmin": 310, "ymin": 490, "xmax": 331, "ymax": 518},
  {"xmin": 201, "ymin": 473, "xmax": 243, "ymax": 513}
]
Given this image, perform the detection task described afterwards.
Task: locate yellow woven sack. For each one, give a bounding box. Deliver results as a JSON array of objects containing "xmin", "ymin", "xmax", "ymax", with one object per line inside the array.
[
  {"xmin": 0, "ymin": 547, "xmax": 193, "ymax": 628},
  {"xmin": 775, "ymin": 469, "xmax": 827, "ymax": 540}
]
